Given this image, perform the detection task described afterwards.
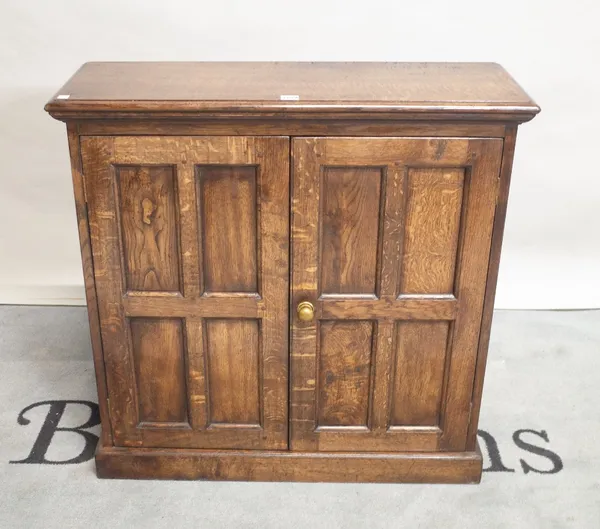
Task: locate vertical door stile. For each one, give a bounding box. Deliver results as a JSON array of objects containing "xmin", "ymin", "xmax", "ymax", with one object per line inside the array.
[
  {"xmin": 290, "ymin": 138, "xmax": 322, "ymax": 451},
  {"xmin": 176, "ymin": 157, "xmax": 206, "ymax": 430},
  {"xmin": 439, "ymin": 139, "xmax": 503, "ymax": 451},
  {"xmin": 370, "ymin": 165, "xmax": 407, "ymax": 434}
]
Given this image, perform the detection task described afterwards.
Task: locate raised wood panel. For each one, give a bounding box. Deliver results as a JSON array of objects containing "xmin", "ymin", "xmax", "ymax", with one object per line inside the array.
[
  {"xmin": 291, "ymin": 137, "xmax": 503, "ymax": 454},
  {"xmin": 317, "ymin": 321, "xmax": 374, "ymax": 427},
  {"xmin": 116, "ymin": 165, "xmax": 180, "ymax": 292},
  {"xmin": 205, "ymin": 319, "xmax": 261, "ymax": 425},
  {"xmin": 130, "ymin": 318, "xmax": 187, "ymax": 425},
  {"xmin": 390, "ymin": 321, "xmax": 450, "ymax": 427},
  {"xmin": 198, "ymin": 166, "xmax": 258, "ymax": 294},
  {"xmin": 82, "ymin": 135, "xmax": 289, "ymax": 450},
  {"xmin": 320, "ymin": 167, "xmax": 382, "ymax": 295},
  {"xmin": 400, "ymin": 168, "xmax": 464, "ymax": 295}
]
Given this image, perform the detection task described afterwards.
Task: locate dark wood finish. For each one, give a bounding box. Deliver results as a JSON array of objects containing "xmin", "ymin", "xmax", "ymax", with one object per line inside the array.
[
  {"xmin": 130, "ymin": 318, "xmax": 187, "ymax": 424},
  {"xmin": 199, "ymin": 166, "xmax": 258, "ymax": 293},
  {"xmin": 116, "ymin": 165, "xmax": 181, "ymax": 292},
  {"xmin": 48, "ymin": 62, "xmax": 538, "ymax": 482},
  {"xmin": 205, "ymin": 319, "xmax": 261, "ymax": 425},
  {"xmin": 66, "ymin": 124, "xmax": 113, "ymax": 447},
  {"xmin": 81, "ymin": 135, "xmax": 289, "ymax": 450},
  {"xmin": 320, "ymin": 167, "xmax": 382, "ymax": 295},
  {"xmin": 390, "ymin": 321, "xmax": 450, "ymax": 426},
  {"xmin": 466, "ymin": 125, "xmax": 518, "ymax": 450},
  {"xmin": 290, "ymin": 137, "xmax": 502, "ymax": 453},
  {"xmin": 76, "ymin": 120, "xmax": 509, "ymax": 138},
  {"xmin": 46, "ymin": 62, "xmax": 539, "ymax": 122},
  {"xmin": 95, "ymin": 442, "xmax": 483, "ymax": 483},
  {"xmin": 399, "ymin": 168, "xmax": 464, "ymax": 294},
  {"xmin": 317, "ymin": 320, "xmax": 374, "ymax": 427}
]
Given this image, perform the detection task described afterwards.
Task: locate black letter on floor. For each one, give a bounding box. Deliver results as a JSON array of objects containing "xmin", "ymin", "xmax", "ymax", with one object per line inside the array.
[
  {"xmin": 513, "ymin": 429, "xmax": 563, "ymax": 474},
  {"xmin": 10, "ymin": 400, "xmax": 100, "ymax": 465},
  {"xmin": 478, "ymin": 429, "xmax": 515, "ymax": 472}
]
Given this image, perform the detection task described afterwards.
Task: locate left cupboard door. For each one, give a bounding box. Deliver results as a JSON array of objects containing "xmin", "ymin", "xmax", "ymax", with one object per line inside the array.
[{"xmin": 81, "ymin": 136, "xmax": 290, "ymax": 449}]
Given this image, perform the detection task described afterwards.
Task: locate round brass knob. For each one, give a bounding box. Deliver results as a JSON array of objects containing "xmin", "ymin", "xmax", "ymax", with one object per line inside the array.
[{"xmin": 297, "ymin": 301, "xmax": 315, "ymax": 322}]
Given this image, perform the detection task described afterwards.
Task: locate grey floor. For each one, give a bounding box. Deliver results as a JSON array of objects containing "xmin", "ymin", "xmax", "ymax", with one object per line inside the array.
[{"xmin": 0, "ymin": 306, "xmax": 599, "ymax": 528}]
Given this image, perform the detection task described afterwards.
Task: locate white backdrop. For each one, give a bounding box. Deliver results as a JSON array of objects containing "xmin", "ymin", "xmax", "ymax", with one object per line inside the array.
[{"xmin": 1, "ymin": 0, "xmax": 598, "ymax": 309}]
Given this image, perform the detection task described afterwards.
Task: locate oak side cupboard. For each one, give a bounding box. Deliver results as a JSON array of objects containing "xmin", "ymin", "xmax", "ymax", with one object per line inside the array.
[{"xmin": 46, "ymin": 62, "xmax": 539, "ymax": 483}]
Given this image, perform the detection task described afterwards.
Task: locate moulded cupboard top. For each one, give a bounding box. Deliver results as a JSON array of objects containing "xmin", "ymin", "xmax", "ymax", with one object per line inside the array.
[{"xmin": 45, "ymin": 62, "xmax": 539, "ymax": 122}]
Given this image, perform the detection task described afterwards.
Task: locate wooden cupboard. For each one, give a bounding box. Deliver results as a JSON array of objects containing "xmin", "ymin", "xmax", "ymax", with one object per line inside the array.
[{"xmin": 46, "ymin": 62, "xmax": 539, "ymax": 482}]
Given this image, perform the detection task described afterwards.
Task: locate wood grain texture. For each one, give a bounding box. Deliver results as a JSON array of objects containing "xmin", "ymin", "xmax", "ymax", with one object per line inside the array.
[
  {"xmin": 130, "ymin": 318, "xmax": 187, "ymax": 425},
  {"xmin": 399, "ymin": 168, "xmax": 464, "ymax": 295},
  {"xmin": 81, "ymin": 135, "xmax": 289, "ymax": 450},
  {"xmin": 321, "ymin": 167, "xmax": 382, "ymax": 295},
  {"xmin": 175, "ymin": 160, "xmax": 201, "ymax": 298},
  {"xmin": 116, "ymin": 165, "xmax": 180, "ymax": 292},
  {"xmin": 320, "ymin": 297, "xmax": 457, "ymax": 320},
  {"xmin": 66, "ymin": 124, "xmax": 113, "ymax": 446},
  {"xmin": 83, "ymin": 136, "xmax": 142, "ymax": 445},
  {"xmin": 46, "ymin": 62, "xmax": 539, "ymax": 123},
  {"xmin": 198, "ymin": 166, "xmax": 258, "ymax": 293},
  {"xmin": 205, "ymin": 319, "xmax": 260, "ymax": 425},
  {"xmin": 317, "ymin": 321, "xmax": 374, "ymax": 427},
  {"xmin": 390, "ymin": 321, "xmax": 450, "ymax": 426},
  {"xmin": 52, "ymin": 62, "xmax": 539, "ymax": 483},
  {"xmin": 96, "ymin": 442, "xmax": 483, "ymax": 483},
  {"xmin": 439, "ymin": 139, "xmax": 503, "ymax": 451},
  {"xmin": 184, "ymin": 318, "xmax": 208, "ymax": 430},
  {"xmin": 290, "ymin": 137, "xmax": 323, "ymax": 451},
  {"xmin": 122, "ymin": 295, "xmax": 261, "ymax": 318},
  {"xmin": 77, "ymin": 120, "xmax": 508, "ymax": 138},
  {"xmin": 291, "ymin": 137, "xmax": 502, "ymax": 454},
  {"xmin": 466, "ymin": 126, "xmax": 518, "ymax": 450}
]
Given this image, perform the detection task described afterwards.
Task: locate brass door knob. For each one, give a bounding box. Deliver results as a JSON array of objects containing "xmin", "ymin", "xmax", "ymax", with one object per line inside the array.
[{"xmin": 297, "ymin": 301, "xmax": 315, "ymax": 322}]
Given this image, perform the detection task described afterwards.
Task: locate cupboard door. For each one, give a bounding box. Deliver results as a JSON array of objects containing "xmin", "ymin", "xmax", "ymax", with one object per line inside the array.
[
  {"xmin": 81, "ymin": 136, "xmax": 289, "ymax": 449},
  {"xmin": 290, "ymin": 137, "xmax": 502, "ymax": 452}
]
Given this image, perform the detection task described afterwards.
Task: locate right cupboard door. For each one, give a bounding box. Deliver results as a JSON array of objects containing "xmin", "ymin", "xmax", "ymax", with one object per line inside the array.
[{"xmin": 290, "ymin": 137, "xmax": 503, "ymax": 452}]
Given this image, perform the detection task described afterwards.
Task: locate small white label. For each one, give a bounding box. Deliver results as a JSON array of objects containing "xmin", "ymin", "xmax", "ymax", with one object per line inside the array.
[
  {"xmin": 280, "ymin": 94, "xmax": 300, "ymax": 101},
  {"xmin": 56, "ymin": 94, "xmax": 70, "ymax": 100}
]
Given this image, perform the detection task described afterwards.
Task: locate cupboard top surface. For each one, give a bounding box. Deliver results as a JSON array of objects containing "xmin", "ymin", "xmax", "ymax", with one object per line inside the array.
[{"xmin": 45, "ymin": 62, "xmax": 539, "ymax": 122}]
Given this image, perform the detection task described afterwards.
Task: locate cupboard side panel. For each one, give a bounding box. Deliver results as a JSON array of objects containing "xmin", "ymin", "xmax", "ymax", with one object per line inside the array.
[
  {"xmin": 67, "ymin": 125, "xmax": 113, "ymax": 446},
  {"xmin": 467, "ymin": 128, "xmax": 516, "ymax": 449}
]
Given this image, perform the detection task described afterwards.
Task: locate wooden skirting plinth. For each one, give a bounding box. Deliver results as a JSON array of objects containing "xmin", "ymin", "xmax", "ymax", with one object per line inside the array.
[{"xmin": 95, "ymin": 442, "xmax": 483, "ymax": 483}]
